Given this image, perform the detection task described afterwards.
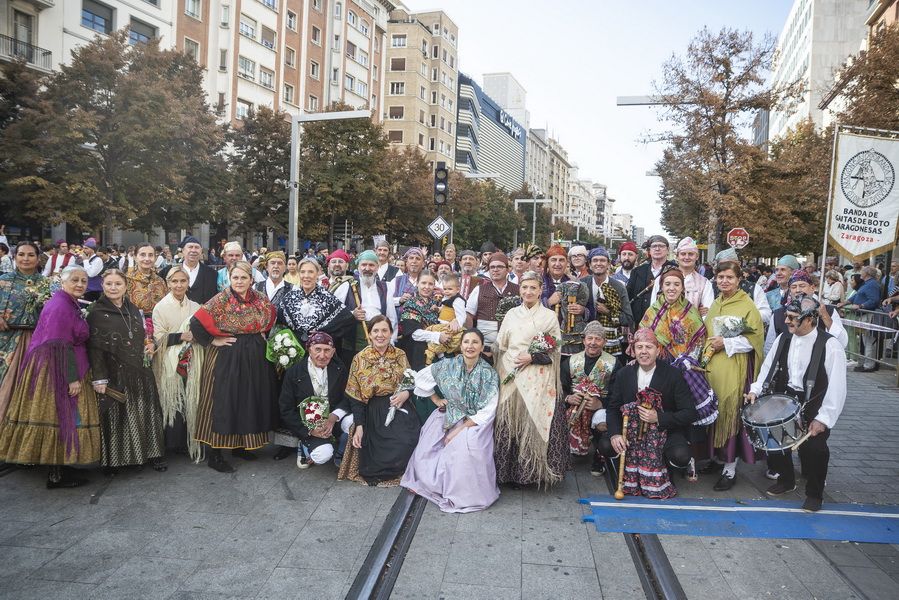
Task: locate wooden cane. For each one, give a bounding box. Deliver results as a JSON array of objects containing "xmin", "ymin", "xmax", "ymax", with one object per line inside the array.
[
  {"xmin": 614, "ymin": 415, "xmax": 629, "ymax": 500},
  {"xmin": 350, "ymin": 281, "xmax": 370, "ymax": 343}
]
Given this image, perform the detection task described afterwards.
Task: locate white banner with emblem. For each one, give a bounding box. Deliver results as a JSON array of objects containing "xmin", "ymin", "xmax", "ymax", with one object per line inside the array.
[{"xmin": 827, "ymin": 128, "xmax": 899, "ymax": 261}]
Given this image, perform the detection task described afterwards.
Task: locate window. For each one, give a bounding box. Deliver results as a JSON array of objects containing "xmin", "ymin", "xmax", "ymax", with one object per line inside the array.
[
  {"xmin": 285, "ymin": 46, "xmax": 295, "ymax": 67},
  {"xmin": 447, "ymin": 122, "xmax": 453, "ymax": 134},
  {"xmin": 429, "ymin": 114, "xmax": 436, "ymax": 127},
  {"xmin": 432, "ymin": 45, "xmax": 438, "ymax": 58},
  {"xmin": 236, "ymin": 99, "xmax": 252, "ymax": 120},
  {"xmin": 346, "ymin": 41, "xmax": 357, "ymax": 59},
  {"xmin": 284, "ymin": 84, "xmax": 294, "ymax": 104},
  {"xmin": 420, "ymin": 62, "xmax": 427, "ymax": 76},
  {"xmin": 184, "ymin": 38, "xmax": 200, "ymax": 62},
  {"xmin": 221, "ymin": 4, "xmax": 230, "ymax": 26},
  {"xmin": 357, "ymin": 50, "xmax": 368, "ymax": 66},
  {"xmin": 185, "ymin": 0, "xmax": 201, "ymax": 18},
  {"xmin": 129, "ymin": 19, "xmax": 156, "ymax": 45},
  {"xmin": 216, "ymin": 93, "xmax": 225, "ymax": 115},
  {"xmin": 356, "ymin": 80, "xmax": 368, "ymax": 97},
  {"xmin": 432, "ymin": 23, "xmax": 439, "ymax": 34},
  {"xmin": 308, "ymin": 95, "xmax": 319, "ymax": 111},
  {"xmin": 260, "ymin": 68, "xmax": 274, "ymax": 89},
  {"xmin": 439, "ymin": 140, "xmax": 445, "ymax": 153},
  {"xmin": 419, "ymin": 110, "xmax": 425, "ymax": 124},
  {"xmin": 238, "ymin": 55, "xmax": 255, "ymax": 80},
  {"xmin": 372, "ymin": 65, "xmax": 378, "ymax": 80},
  {"xmin": 388, "ymin": 130, "xmax": 403, "ymax": 143},
  {"xmin": 333, "ymin": 34, "xmax": 340, "ymax": 50},
  {"xmin": 261, "ymin": 26, "xmax": 276, "ymax": 50},
  {"xmin": 345, "ymin": 73, "xmax": 355, "ymax": 92},
  {"xmin": 347, "ymin": 11, "xmax": 357, "ymax": 26},
  {"xmin": 432, "ymin": 67, "xmax": 438, "ymax": 81},
  {"xmin": 332, "ymin": 68, "xmax": 339, "ymax": 83},
  {"xmin": 421, "ymin": 40, "xmax": 428, "ymax": 53},
  {"xmin": 442, "ymin": 49, "xmax": 447, "ymax": 62},
  {"xmin": 389, "ymin": 106, "xmax": 404, "ymax": 119},
  {"xmin": 311, "ymin": 26, "xmax": 321, "ymax": 45},
  {"xmin": 258, "ymin": 0, "xmax": 276, "ymax": 10},
  {"xmin": 449, "ymin": 55, "xmax": 455, "ymax": 68},
  {"xmin": 313, "ymin": 0, "xmax": 322, "ymax": 10},
  {"xmin": 440, "ymin": 116, "xmax": 445, "ymax": 130},
  {"xmin": 82, "ymin": 1, "xmax": 113, "ymax": 35},
  {"xmin": 239, "ymin": 14, "xmax": 256, "ymax": 39},
  {"xmin": 431, "ymin": 91, "xmax": 437, "ymax": 104},
  {"xmin": 429, "ymin": 137, "xmax": 435, "ymax": 151},
  {"xmin": 360, "ymin": 21, "xmax": 369, "ymax": 36},
  {"xmin": 310, "ymin": 60, "xmax": 320, "ymax": 79},
  {"xmin": 419, "ymin": 86, "xmax": 426, "ymax": 100},
  {"xmin": 286, "ymin": 11, "xmax": 297, "ymax": 30},
  {"xmin": 391, "ymin": 34, "xmax": 406, "ymax": 48},
  {"xmin": 333, "ymin": 2, "xmax": 341, "ymax": 17},
  {"xmin": 390, "ymin": 58, "xmax": 405, "ymax": 71},
  {"xmin": 219, "ymin": 49, "xmax": 228, "ymax": 71},
  {"xmin": 389, "ymin": 82, "xmax": 404, "ymax": 95},
  {"xmin": 418, "ymin": 133, "xmax": 424, "ymax": 147},
  {"xmin": 371, "ymin": 94, "xmax": 377, "ymax": 107}
]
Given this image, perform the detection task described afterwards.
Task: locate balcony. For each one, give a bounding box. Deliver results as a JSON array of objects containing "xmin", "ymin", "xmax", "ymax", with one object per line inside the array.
[
  {"xmin": 0, "ymin": 35, "xmax": 52, "ymax": 72},
  {"xmin": 21, "ymin": 0, "xmax": 54, "ymax": 10}
]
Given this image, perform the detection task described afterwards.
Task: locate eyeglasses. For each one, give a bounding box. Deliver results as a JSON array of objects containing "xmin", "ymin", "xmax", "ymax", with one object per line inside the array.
[
  {"xmin": 784, "ymin": 314, "xmax": 799, "ymax": 322},
  {"xmin": 650, "ymin": 244, "xmax": 668, "ymax": 250}
]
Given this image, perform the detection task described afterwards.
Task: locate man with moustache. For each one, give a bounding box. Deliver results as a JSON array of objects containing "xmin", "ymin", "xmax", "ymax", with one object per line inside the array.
[
  {"xmin": 457, "ymin": 250, "xmax": 481, "ymax": 300},
  {"xmin": 162, "ymin": 236, "xmax": 218, "ymax": 304},
  {"xmin": 766, "ymin": 255, "xmax": 801, "ymax": 311},
  {"xmin": 443, "ymin": 243, "xmax": 459, "ymax": 273},
  {"xmin": 568, "ymin": 245, "xmax": 590, "ymax": 278},
  {"xmin": 375, "ymin": 239, "xmax": 399, "ymax": 283},
  {"xmin": 612, "ymin": 241, "xmax": 638, "ymax": 284},
  {"xmin": 765, "ymin": 270, "xmax": 847, "ymax": 354},
  {"xmin": 217, "ymin": 241, "xmax": 264, "ymax": 291},
  {"xmin": 254, "ymin": 251, "xmax": 292, "ymax": 313},
  {"xmin": 626, "ymin": 235, "xmax": 676, "ymax": 325},
  {"xmin": 543, "ymin": 245, "xmax": 589, "ymax": 357},
  {"xmin": 465, "ymin": 252, "xmax": 519, "ymax": 351},
  {"xmin": 343, "ymin": 250, "xmax": 395, "ymax": 355},
  {"xmin": 581, "ymin": 246, "xmax": 633, "ymax": 362}
]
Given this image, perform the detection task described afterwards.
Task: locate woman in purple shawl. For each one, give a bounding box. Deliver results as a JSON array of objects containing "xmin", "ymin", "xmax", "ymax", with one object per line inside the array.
[{"xmin": 0, "ymin": 265, "xmax": 101, "ymax": 488}]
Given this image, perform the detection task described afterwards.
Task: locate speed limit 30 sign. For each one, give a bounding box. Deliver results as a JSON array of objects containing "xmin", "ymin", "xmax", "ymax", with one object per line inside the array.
[{"xmin": 428, "ymin": 216, "xmax": 451, "ymax": 239}]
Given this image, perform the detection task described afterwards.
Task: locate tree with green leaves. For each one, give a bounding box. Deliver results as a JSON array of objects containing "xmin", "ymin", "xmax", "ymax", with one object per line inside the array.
[{"xmin": 0, "ymin": 30, "xmax": 225, "ymax": 233}]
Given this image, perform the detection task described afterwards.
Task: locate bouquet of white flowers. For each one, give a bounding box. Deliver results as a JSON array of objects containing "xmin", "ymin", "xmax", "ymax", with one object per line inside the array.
[
  {"xmin": 385, "ymin": 369, "xmax": 417, "ymax": 427},
  {"xmin": 265, "ymin": 328, "xmax": 305, "ymax": 370},
  {"xmin": 701, "ymin": 316, "xmax": 755, "ymax": 367}
]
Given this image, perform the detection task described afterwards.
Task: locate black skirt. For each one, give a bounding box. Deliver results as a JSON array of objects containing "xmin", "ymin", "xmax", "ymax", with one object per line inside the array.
[
  {"xmin": 211, "ymin": 333, "xmax": 278, "ymax": 435},
  {"xmin": 360, "ymin": 394, "xmax": 421, "ymax": 482}
]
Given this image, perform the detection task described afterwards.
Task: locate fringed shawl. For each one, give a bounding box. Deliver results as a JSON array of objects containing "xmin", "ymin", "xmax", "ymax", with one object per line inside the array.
[
  {"xmin": 345, "ymin": 345, "xmax": 410, "ymax": 405},
  {"xmin": 641, "ymin": 296, "xmax": 706, "ymax": 361},
  {"xmin": 126, "ymin": 267, "xmax": 166, "ymax": 315},
  {"xmin": 194, "ymin": 287, "xmax": 276, "ymax": 337},
  {"xmin": 279, "ymin": 284, "xmax": 350, "ymax": 339},
  {"xmin": 432, "ymin": 355, "xmax": 498, "ymax": 429},
  {"xmin": 24, "ymin": 290, "xmax": 90, "ymax": 456}
]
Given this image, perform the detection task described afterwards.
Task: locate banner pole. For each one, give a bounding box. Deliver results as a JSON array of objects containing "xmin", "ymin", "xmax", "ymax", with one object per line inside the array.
[{"xmin": 820, "ymin": 124, "xmax": 841, "ymax": 297}]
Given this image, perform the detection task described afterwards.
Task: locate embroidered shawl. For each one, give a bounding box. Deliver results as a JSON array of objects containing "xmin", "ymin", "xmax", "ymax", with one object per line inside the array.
[
  {"xmin": 640, "ymin": 296, "xmax": 706, "ymax": 361},
  {"xmin": 126, "ymin": 267, "xmax": 166, "ymax": 315},
  {"xmin": 279, "ymin": 284, "xmax": 350, "ymax": 339},
  {"xmin": 400, "ymin": 294, "xmax": 440, "ymax": 327},
  {"xmin": 432, "ymin": 355, "xmax": 498, "ymax": 429},
  {"xmin": 194, "ymin": 287, "xmax": 276, "ymax": 337},
  {"xmin": 345, "ymin": 345, "xmax": 410, "ymax": 404}
]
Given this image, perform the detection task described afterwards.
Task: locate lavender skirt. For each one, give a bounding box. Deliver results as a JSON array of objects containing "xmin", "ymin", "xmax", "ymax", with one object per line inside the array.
[{"xmin": 401, "ymin": 410, "xmax": 500, "ymax": 513}]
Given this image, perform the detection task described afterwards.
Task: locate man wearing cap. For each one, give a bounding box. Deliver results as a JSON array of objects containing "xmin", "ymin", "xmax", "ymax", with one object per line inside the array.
[
  {"xmin": 569, "ymin": 245, "xmax": 589, "ymax": 278},
  {"xmin": 676, "ymin": 237, "xmax": 714, "ymax": 316},
  {"xmin": 326, "ymin": 249, "xmax": 354, "ymax": 299},
  {"xmin": 457, "ymin": 250, "xmax": 481, "ymax": 300},
  {"xmin": 766, "ymin": 255, "xmax": 801, "ymax": 311},
  {"xmin": 626, "ymin": 235, "xmax": 676, "ymax": 325},
  {"xmin": 712, "ymin": 248, "xmax": 772, "ymax": 325},
  {"xmin": 746, "ymin": 294, "xmax": 846, "ymax": 512},
  {"xmin": 42, "ymin": 239, "xmax": 74, "ymax": 277},
  {"xmin": 278, "ymin": 331, "xmax": 351, "ymax": 468},
  {"xmin": 613, "ymin": 241, "xmax": 639, "ymax": 284},
  {"xmin": 254, "ymin": 251, "xmax": 293, "ymax": 314},
  {"xmin": 543, "ymin": 244, "xmax": 589, "ymax": 356},
  {"xmin": 162, "ymin": 236, "xmax": 218, "ymax": 304},
  {"xmin": 217, "ymin": 241, "xmax": 264, "ymax": 291},
  {"xmin": 465, "ymin": 252, "xmax": 519, "ymax": 350},
  {"xmin": 765, "ymin": 270, "xmax": 847, "ymax": 354},
  {"xmin": 80, "ymin": 238, "xmax": 104, "ymax": 302},
  {"xmin": 478, "ymin": 242, "xmax": 497, "ymax": 275},
  {"xmin": 338, "ymin": 249, "xmax": 395, "ymax": 362},
  {"xmin": 581, "ymin": 246, "xmax": 633, "ymax": 362},
  {"xmin": 375, "ymin": 239, "xmax": 399, "ymax": 283}
]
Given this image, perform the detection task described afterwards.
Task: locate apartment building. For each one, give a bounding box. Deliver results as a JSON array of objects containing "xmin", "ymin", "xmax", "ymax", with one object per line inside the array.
[
  {"xmin": 382, "ymin": 3, "xmax": 458, "ymax": 167},
  {"xmin": 547, "ymin": 135, "xmax": 570, "ymax": 215},
  {"xmin": 566, "ymin": 167, "xmax": 597, "ymax": 238}
]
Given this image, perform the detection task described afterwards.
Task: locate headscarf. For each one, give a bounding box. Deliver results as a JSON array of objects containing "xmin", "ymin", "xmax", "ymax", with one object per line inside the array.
[
  {"xmin": 308, "ymin": 331, "xmax": 334, "ymax": 347},
  {"xmin": 403, "ymin": 247, "xmax": 425, "ymax": 260},
  {"xmin": 777, "ymin": 255, "xmax": 801, "ymax": 270},
  {"xmin": 714, "ymin": 248, "xmax": 738, "ymax": 264},
  {"xmin": 523, "ymin": 244, "xmax": 544, "ymax": 261},
  {"xmin": 619, "ymin": 241, "xmax": 638, "ymax": 254},
  {"xmin": 640, "ymin": 283, "xmax": 706, "ymax": 359},
  {"xmin": 676, "ymin": 237, "xmax": 698, "ymax": 253},
  {"xmin": 568, "ymin": 245, "xmax": 588, "ymax": 257},
  {"xmin": 632, "ymin": 327, "xmax": 657, "ymax": 345},
  {"xmin": 180, "ymin": 235, "xmax": 201, "ymax": 248},
  {"xmin": 265, "ymin": 250, "xmax": 286, "ymax": 264},
  {"xmin": 487, "ymin": 252, "xmax": 509, "ymax": 267},
  {"xmin": 432, "ymin": 355, "xmax": 499, "ymax": 429},
  {"xmin": 546, "ymin": 245, "xmax": 567, "ymax": 258},
  {"xmin": 328, "ymin": 249, "xmax": 350, "ymax": 264},
  {"xmin": 357, "ymin": 250, "xmax": 378, "ymax": 264},
  {"xmin": 788, "ymin": 270, "xmax": 812, "ymax": 285},
  {"xmin": 222, "ymin": 241, "xmax": 242, "ymax": 254},
  {"xmin": 588, "ymin": 246, "xmax": 609, "ymax": 261}
]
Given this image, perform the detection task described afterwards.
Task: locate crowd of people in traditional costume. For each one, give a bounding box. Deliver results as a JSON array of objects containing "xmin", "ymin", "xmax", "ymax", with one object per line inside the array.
[{"xmin": 1, "ymin": 227, "xmax": 881, "ymax": 515}]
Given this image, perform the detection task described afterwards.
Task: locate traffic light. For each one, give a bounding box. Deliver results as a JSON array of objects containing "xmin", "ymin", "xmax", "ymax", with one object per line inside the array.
[{"xmin": 434, "ymin": 161, "xmax": 448, "ymax": 205}]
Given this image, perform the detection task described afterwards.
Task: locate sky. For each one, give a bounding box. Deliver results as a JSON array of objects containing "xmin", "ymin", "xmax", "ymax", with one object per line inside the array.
[{"xmin": 404, "ymin": 0, "xmax": 794, "ymax": 234}]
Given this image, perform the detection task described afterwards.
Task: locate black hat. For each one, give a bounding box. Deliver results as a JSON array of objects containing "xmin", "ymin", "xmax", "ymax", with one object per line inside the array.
[{"xmin": 180, "ymin": 235, "xmax": 201, "ymax": 248}]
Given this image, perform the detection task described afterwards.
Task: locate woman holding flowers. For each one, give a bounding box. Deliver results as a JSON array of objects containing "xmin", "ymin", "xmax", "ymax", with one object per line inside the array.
[
  {"xmin": 152, "ymin": 266, "xmax": 204, "ymax": 461},
  {"xmin": 701, "ymin": 261, "xmax": 764, "ymax": 491},
  {"xmin": 88, "ymin": 269, "xmax": 166, "ymax": 473},
  {"xmin": 0, "ymin": 242, "xmax": 53, "ymax": 421},
  {"xmin": 190, "ymin": 261, "xmax": 277, "ymax": 473},
  {"xmin": 0, "ymin": 265, "xmax": 101, "ymax": 488},
  {"xmin": 493, "ymin": 270, "xmax": 567, "ymax": 487},
  {"xmin": 337, "ymin": 315, "xmax": 420, "ymax": 486},
  {"xmin": 402, "ymin": 329, "xmax": 500, "ymax": 512}
]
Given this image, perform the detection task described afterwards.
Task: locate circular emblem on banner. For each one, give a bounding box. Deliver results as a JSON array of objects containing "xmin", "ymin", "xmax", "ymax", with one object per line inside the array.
[{"xmin": 840, "ymin": 149, "xmax": 895, "ymax": 208}]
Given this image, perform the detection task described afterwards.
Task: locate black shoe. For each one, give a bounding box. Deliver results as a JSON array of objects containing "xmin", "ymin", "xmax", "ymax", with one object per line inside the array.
[
  {"xmin": 713, "ymin": 473, "xmax": 736, "ymax": 491},
  {"xmin": 46, "ymin": 473, "xmax": 90, "ymax": 489},
  {"xmin": 273, "ymin": 446, "xmax": 293, "ymax": 461},
  {"xmin": 231, "ymin": 448, "xmax": 257, "ymax": 461},
  {"xmin": 766, "ymin": 481, "xmax": 796, "ymax": 496},
  {"xmin": 590, "ymin": 452, "xmax": 606, "ymax": 477},
  {"xmin": 150, "ymin": 457, "xmax": 168, "ymax": 472},
  {"xmin": 853, "ymin": 365, "xmax": 876, "ymax": 372},
  {"xmin": 802, "ymin": 496, "xmax": 823, "ymax": 512},
  {"xmin": 296, "ymin": 449, "xmax": 312, "ymax": 470},
  {"xmin": 208, "ymin": 454, "xmax": 235, "ymax": 473},
  {"xmin": 699, "ymin": 460, "xmax": 724, "ymax": 475}
]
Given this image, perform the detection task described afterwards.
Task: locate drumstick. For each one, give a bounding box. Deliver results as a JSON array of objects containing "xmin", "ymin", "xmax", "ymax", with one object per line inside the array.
[
  {"xmin": 614, "ymin": 415, "xmax": 629, "ymax": 500},
  {"xmin": 791, "ymin": 430, "xmax": 814, "ymax": 450}
]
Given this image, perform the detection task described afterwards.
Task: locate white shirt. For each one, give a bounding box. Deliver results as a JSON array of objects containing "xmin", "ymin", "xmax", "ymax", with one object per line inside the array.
[
  {"xmin": 637, "ymin": 366, "xmax": 656, "ymax": 392},
  {"xmin": 309, "ymin": 363, "xmax": 347, "ymax": 421},
  {"xmin": 332, "ymin": 280, "xmax": 351, "ymax": 305},
  {"xmin": 377, "ymin": 262, "xmax": 390, "ymax": 279},
  {"xmin": 413, "ymin": 364, "xmax": 498, "ymax": 425},
  {"xmin": 464, "ymin": 281, "xmax": 511, "ymax": 318},
  {"xmin": 390, "ymin": 273, "xmax": 418, "ymax": 307},
  {"xmin": 648, "ymin": 262, "xmax": 668, "ymax": 303},
  {"xmin": 183, "ymin": 261, "xmax": 201, "ymax": 287},
  {"xmin": 82, "ymin": 253, "xmax": 103, "ymax": 278},
  {"xmin": 753, "ymin": 283, "xmax": 772, "ymax": 325},
  {"xmin": 749, "ymin": 329, "xmax": 846, "ymax": 429},
  {"xmin": 682, "ymin": 270, "xmax": 714, "ymax": 311},
  {"xmin": 358, "ymin": 276, "xmax": 398, "ymax": 337},
  {"xmin": 265, "ymin": 278, "xmax": 285, "ymax": 302}
]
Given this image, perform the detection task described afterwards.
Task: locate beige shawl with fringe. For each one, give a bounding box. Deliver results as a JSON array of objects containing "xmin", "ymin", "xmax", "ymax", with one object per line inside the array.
[
  {"xmin": 494, "ymin": 301, "xmax": 562, "ymax": 484},
  {"xmin": 152, "ymin": 292, "xmax": 205, "ymax": 462}
]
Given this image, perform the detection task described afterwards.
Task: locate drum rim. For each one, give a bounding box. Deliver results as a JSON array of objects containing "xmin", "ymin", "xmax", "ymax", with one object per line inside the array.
[{"xmin": 741, "ymin": 393, "xmax": 802, "ymax": 428}]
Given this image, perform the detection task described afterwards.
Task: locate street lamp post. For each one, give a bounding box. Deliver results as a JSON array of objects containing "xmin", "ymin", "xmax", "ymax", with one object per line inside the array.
[
  {"xmin": 287, "ymin": 109, "xmax": 370, "ymax": 254},
  {"xmin": 514, "ymin": 198, "xmax": 551, "ymax": 247}
]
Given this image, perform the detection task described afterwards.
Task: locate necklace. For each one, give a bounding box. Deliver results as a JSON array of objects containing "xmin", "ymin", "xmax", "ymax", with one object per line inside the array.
[{"xmin": 114, "ymin": 302, "xmax": 134, "ymax": 339}]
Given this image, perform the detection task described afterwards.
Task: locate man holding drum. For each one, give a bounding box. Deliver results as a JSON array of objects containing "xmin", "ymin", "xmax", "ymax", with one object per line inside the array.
[{"xmin": 745, "ymin": 294, "xmax": 847, "ymax": 512}]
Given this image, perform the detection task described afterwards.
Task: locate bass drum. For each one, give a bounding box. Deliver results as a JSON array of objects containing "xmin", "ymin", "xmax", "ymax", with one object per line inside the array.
[{"xmin": 741, "ymin": 393, "xmax": 806, "ymax": 453}]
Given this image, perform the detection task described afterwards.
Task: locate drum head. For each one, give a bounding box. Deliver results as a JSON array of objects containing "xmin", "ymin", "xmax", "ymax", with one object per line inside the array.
[{"xmin": 742, "ymin": 394, "xmax": 801, "ymax": 427}]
